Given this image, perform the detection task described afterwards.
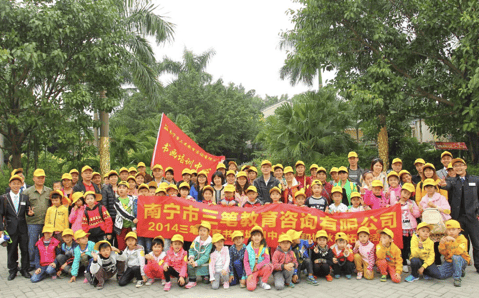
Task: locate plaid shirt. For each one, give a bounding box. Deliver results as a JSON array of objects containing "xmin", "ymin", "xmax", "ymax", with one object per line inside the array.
[{"xmin": 229, "ymin": 243, "xmax": 246, "ymax": 276}]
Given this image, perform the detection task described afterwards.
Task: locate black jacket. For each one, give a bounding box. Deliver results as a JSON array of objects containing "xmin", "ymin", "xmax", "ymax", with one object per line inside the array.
[
  {"xmin": 442, "ymin": 174, "xmax": 479, "ymax": 221},
  {"xmin": 0, "ymin": 193, "xmax": 32, "ymax": 235},
  {"xmin": 101, "ymin": 184, "xmax": 117, "ymax": 219},
  {"xmin": 73, "ymin": 180, "xmax": 101, "ymax": 194},
  {"xmin": 5, "ymin": 184, "xmax": 31, "ymax": 194},
  {"xmin": 253, "ymin": 176, "xmax": 280, "ymax": 204}
]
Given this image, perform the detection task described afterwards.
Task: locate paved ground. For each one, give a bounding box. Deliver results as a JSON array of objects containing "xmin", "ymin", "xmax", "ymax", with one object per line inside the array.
[{"xmin": 0, "ymin": 247, "xmax": 478, "ymax": 298}]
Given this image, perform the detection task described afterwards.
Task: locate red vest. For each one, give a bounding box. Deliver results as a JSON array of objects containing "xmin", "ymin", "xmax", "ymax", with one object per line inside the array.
[{"xmin": 36, "ymin": 237, "xmax": 60, "ymax": 266}]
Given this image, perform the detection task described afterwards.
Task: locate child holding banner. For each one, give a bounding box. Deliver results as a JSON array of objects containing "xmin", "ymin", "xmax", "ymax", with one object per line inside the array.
[
  {"xmin": 186, "ymin": 221, "xmax": 213, "ymax": 288},
  {"xmin": 306, "ymin": 180, "xmax": 328, "ymax": 211},
  {"xmin": 328, "ymin": 186, "xmax": 348, "ymax": 213},
  {"xmin": 244, "ymin": 226, "xmax": 273, "ymax": 291},
  {"xmin": 201, "ymin": 186, "xmax": 216, "ymax": 206},
  {"xmin": 221, "ymin": 185, "xmax": 238, "ymax": 206},
  {"xmin": 243, "ymin": 186, "xmax": 262, "ymax": 208},
  {"xmin": 363, "ymin": 180, "xmax": 389, "ymax": 210}
]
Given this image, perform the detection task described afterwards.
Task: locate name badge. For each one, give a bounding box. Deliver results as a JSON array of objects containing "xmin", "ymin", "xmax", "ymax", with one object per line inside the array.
[
  {"xmin": 469, "ymin": 183, "xmax": 476, "ymax": 187},
  {"xmin": 21, "ymin": 202, "xmax": 26, "ymax": 205}
]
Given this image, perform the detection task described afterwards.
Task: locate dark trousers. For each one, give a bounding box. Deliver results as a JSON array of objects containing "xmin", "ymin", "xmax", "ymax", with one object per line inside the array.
[
  {"xmin": 94, "ymin": 267, "xmax": 116, "ymax": 286},
  {"xmin": 230, "ymin": 259, "xmax": 245, "ymax": 285},
  {"xmin": 332, "ymin": 260, "xmax": 353, "ymax": 275},
  {"xmin": 410, "ymin": 258, "xmax": 441, "ymax": 278},
  {"xmin": 55, "ymin": 254, "xmax": 72, "ymax": 275},
  {"xmin": 164, "ymin": 267, "xmax": 185, "ymax": 286},
  {"xmin": 118, "ymin": 266, "xmax": 142, "ymax": 286},
  {"xmin": 434, "ymin": 242, "xmax": 442, "ymax": 265},
  {"xmin": 7, "ymin": 231, "xmax": 29, "ymax": 274},
  {"xmin": 458, "ymin": 215, "xmax": 479, "ymax": 270},
  {"xmin": 313, "ymin": 263, "xmax": 331, "ymax": 277},
  {"xmin": 402, "ymin": 235, "xmax": 412, "ymax": 265}
]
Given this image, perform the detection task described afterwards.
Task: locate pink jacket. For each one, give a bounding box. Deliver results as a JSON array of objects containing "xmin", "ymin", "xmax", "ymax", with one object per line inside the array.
[
  {"xmin": 36, "ymin": 237, "xmax": 61, "ymax": 267},
  {"xmin": 272, "ymin": 247, "xmax": 298, "ymax": 271},
  {"xmin": 69, "ymin": 205, "xmax": 85, "ymax": 233},
  {"xmin": 420, "ymin": 192, "xmax": 452, "ymax": 222},
  {"xmin": 164, "ymin": 247, "xmax": 188, "ymax": 277},
  {"xmin": 387, "ymin": 186, "xmax": 402, "ymax": 205},
  {"xmin": 353, "ymin": 241, "xmax": 375, "ymax": 271},
  {"xmin": 209, "ymin": 246, "xmax": 230, "ymax": 279},
  {"xmin": 398, "ymin": 200, "xmax": 421, "ymax": 230},
  {"xmin": 363, "ymin": 189, "xmax": 389, "ymax": 210}
]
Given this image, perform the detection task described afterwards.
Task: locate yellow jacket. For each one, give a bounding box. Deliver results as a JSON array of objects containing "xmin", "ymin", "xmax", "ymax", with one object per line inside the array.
[
  {"xmin": 438, "ymin": 235, "xmax": 470, "ymax": 264},
  {"xmin": 376, "ymin": 242, "xmax": 403, "ymax": 274},
  {"xmin": 410, "ymin": 234, "xmax": 435, "ymax": 268},
  {"xmin": 44, "ymin": 205, "xmax": 70, "ymax": 232},
  {"xmin": 415, "ymin": 179, "xmax": 447, "ymax": 205}
]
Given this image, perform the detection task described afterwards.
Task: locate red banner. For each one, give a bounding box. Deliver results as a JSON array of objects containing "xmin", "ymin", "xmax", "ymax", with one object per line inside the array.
[
  {"xmin": 137, "ymin": 197, "xmax": 403, "ymax": 248},
  {"xmin": 434, "ymin": 142, "xmax": 468, "ymax": 150},
  {"xmin": 151, "ymin": 114, "xmax": 225, "ymax": 181}
]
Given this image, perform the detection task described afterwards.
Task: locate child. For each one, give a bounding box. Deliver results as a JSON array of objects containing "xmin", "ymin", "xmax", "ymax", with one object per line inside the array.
[
  {"xmin": 243, "ymin": 186, "xmax": 262, "ymax": 208},
  {"xmin": 155, "ymin": 186, "xmax": 167, "ymax": 197},
  {"xmin": 229, "ymin": 231, "xmax": 246, "ymax": 287},
  {"xmin": 363, "ymin": 180, "xmax": 389, "ymax": 210},
  {"xmin": 69, "ymin": 192, "xmax": 86, "ymax": 233},
  {"xmin": 114, "ymin": 181, "xmax": 138, "ymax": 251},
  {"xmin": 201, "ymin": 186, "xmax": 216, "ymax": 205},
  {"xmin": 55, "ymin": 229, "xmax": 78, "ymax": 277},
  {"xmin": 221, "ymin": 184, "xmax": 238, "ymax": 206},
  {"xmin": 244, "ymin": 226, "xmax": 273, "ymax": 291},
  {"xmin": 178, "ymin": 182, "xmax": 195, "ymax": 201},
  {"xmin": 328, "ymin": 186, "xmax": 348, "ymax": 213},
  {"xmin": 396, "ymin": 183, "xmax": 421, "ymax": 272},
  {"xmin": 331, "ymin": 232, "xmax": 354, "ymax": 279},
  {"xmin": 148, "ymin": 181, "xmax": 157, "ymax": 196},
  {"xmin": 288, "ymin": 229, "xmax": 317, "ymax": 285},
  {"xmin": 225, "ymin": 170, "xmax": 236, "ymax": 186},
  {"xmin": 306, "ymin": 180, "xmax": 328, "ymax": 211},
  {"xmin": 360, "ymin": 171, "xmax": 374, "ymax": 194},
  {"xmin": 163, "ymin": 234, "xmax": 188, "ymax": 291},
  {"xmin": 144, "ymin": 236, "xmax": 167, "ymax": 286},
  {"xmin": 438, "ymin": 220, "xmax": 470, "ymax": 287},
  {"xmin": 90, "ymin": 240, "xmax": 126, "ymax": 290},
  {"xmin": 52, "ymin": 181, "xmax": 62, "ymax": 191},
  {"xmin": 405, "ymin": 222, "xmax": 441, "ymax": 282},
  {"xmin": 376, "ymin": 228, "xmax": 402, "ymax": 283},
  {"xmin": 272, "ymin": 234, "xmax": 298, "ymax": 290},
  {"xmin": 186, "ymin": 221, "xmax": 213, "ymax": 288},
  {"xmin": 127, "ymin": 176, "xmax": 137, "ymax": 196},
  {"xmin": 209, "ymin": 233, "xmax": 230, "ymax": 289},
  {"xmin": 31, "ymin": 225, "xmax": 61, "ymax": 282},
  {"xmin": 294, "ymin": 189, "xmax": 307, "ymax": 207},
  {"xmin": 329, "ymin": 167, "xmax": 340, "ymax": 185},
  {"xmin": 353, "ymin": 227, "xmax": 375, "ymax": 280},
  {"xmin": 418, "ymin": 179, "xmax": 451, "ymax": 221},
  {"xmin": 386, "ymin": 171, "xmax": 401, "ymax": 203},
  {"xmin": 166, "ymin": 184, "xmax": 179, "ymax": 197},
  {"xmin": 45, "ymin": 190, "xmax": 70, "ymax": 242},
  {"xmin": 269, "ymin": 186, "xmax": 283, "ymax": 204},
  {"xmin": 118, "ymin": 232, "xmax": 146, "ymax": 287},
  {"xmin": 348, "ymin": 192, "xmax": 365, "ymax": 212},
  {"xmin": 82, "ymin": 191, "xmax": 113, "ymax": 244},
  {"xmin": 135, "ymin": 184, "xmax": 153, "ymax": 254},
  {"xmin": 69, "ymin": 230, "xmax": 95, "ymax": 283},
  {"xmin": 311, "ymin": 230, "xmax": 334, "ymax": 281}
]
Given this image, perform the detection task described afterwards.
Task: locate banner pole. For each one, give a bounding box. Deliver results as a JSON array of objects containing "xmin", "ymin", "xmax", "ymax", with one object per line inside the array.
[{"xmin": 151, "ymin": 113, "xmax": 165, "ymax": 168}]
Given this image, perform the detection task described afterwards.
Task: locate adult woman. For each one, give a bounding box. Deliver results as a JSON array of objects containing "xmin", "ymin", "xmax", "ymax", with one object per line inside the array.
[
  {"xmin": 415, "ymin": 163, "xmax": 447, "ymax": 204},
  {"xmin": 315, "ymin": 167, "xmax": 332, "ymax": 203},
  {"xmin": 282, "ymin": 166, "xmax": 300, "ymax": 204},
  {"xmin": 61, "ymin": 173, "xmax": 74, "ymax": 199},
  {"xmin": 235, "ymin": 171, "xmax": 250, "ymax": 207},
  {"xmin": 371, "ymin": 158, "xmax": 388, "ymax": 192},
  {"xmin": 191, "ymin": 170, "xmax": 208, "ymax": 202}
]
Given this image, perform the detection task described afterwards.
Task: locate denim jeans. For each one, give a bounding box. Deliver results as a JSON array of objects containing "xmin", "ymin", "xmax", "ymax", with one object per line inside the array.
[
  {"xmin": 439, "ymin": 255, "xmax": 467, "ymax": 280},
  {"xmin": 138, "ymin": 237, "xmax": 152, "ymax": 254},
  {"xmin": 31, "ymin": 265, "xmax": 56, "ymax": 283},
  {"xmin": 410, "ymin": 258, "xmax": 441, "ymax": 278},
  {"xmin": 27, "ymin": 224, "xmax": 43, "ymax": 267},
  {"xmin": 230, "ymin": 259, "xmax": 246, "ymax": 285}
]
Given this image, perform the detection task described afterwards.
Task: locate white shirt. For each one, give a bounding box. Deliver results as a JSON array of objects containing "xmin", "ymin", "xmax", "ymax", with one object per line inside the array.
[
  {"xmin": 9, "ymin": 191, "xmax": 20, "ymax": 212},
  {"xmin": 215, "ymin": 251, "xmax": 224, "ymax": 272}
]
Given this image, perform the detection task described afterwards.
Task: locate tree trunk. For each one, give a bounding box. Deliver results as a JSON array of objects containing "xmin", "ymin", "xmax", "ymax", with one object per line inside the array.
[
  {"xmin": 378, "ymin": 114, "xmax": 389, "ymax": 170},
  {"xmin": 318, "ymin": 68, "xmax": 323, "ymax": 89},
  {"xmin": 99, "ymin": 91, "xmax": 110, "ymax": 179},
  {"xmin": 0, "ymin": 134, "xmax": 4, "ymax": 170},
  {"xmin": 467, "ymin": 131, "xmax": 479, "ymax": 164},
  {"xmin": 93, "ymin": 111, "xmax": 99, "ymax": 150}
]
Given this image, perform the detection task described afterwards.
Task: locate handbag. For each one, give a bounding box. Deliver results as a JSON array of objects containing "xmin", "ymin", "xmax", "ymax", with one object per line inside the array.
[{"xmin": 422, "ymin": 208, "xmax": 446, "ymax": 242}]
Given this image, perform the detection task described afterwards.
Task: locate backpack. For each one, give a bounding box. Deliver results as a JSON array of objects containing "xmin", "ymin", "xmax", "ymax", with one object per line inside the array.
[{"xmin": 84, "ymin": 204, "xmax": 105, "ymax": 225}]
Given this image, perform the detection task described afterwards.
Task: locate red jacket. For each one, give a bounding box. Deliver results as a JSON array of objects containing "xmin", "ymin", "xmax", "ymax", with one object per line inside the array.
[
  {"xmin": 331, "ymin": 244, "xmax": 354, "ymax": 263},
  {"xmin": 296, "ymin": 175, "xmax": 312, "ymax": 197},
  {"xmin": 82, "ymin": 204, "xmax": 113, "ymax": 234},
  {"xmin": 282, "ymin": 184, "xmax": 301, "ymax": 204},
  {"xmin": 164, "ymin": 247, "xmax": 188, "ymax": 277},
  {"xmin": 35, "ymin": 237, "xmax": 60, "ymax": 267},
  {"xmin": 272, "ymin": 247, "xmax": 298, "ymax": 271}
]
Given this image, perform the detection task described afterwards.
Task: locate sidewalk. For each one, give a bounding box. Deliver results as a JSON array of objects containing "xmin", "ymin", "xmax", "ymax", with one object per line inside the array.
[{"xmin": 0, "ymin": 247, "xmax": 477, "ymax": 298}]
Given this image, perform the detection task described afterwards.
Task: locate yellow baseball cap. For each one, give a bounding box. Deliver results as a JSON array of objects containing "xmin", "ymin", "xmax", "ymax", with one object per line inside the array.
[
  {"xmin": 202, "ymin": 185, "xmax": 214, "ymax": 194},
  {"xmin": 74, "ymin": 230, "xmax": 90, "ymax": 240},
  {"xmin": 350, "ymin": 191, "xmax": 361, "ymax": 199},
  {"xmin": 125, "ymin": 231, "xmax": 137, "ymax": 240},
  {"xmin": 164, "ymin": 167, "xmax": 174, "ymax": 173},
  {"xmin": 236, "ymin": 171, "xmax": 247, "ymax": 178},
  {"xmin": 335, "ymin": 232, "xmax": 348, "ymax": 242},
  {"xmin": 84, "ymin": 191, "xmax": 102, "ymax": 202},
  {"xmin": 138, "ymin": 183, "xmax": 149, "ymax": 191},
  {"xmin": 9, "ymin": 175, "xmax": 23, "ymax": 183},
  {"xmin": 181, "ymin": 168, "xmax": 191, "ymax": 175},
  {"xmin": 248, "ymin": 166, "xmax": 258, "ymax": 173},
  {"xmin": 212, "ymin": 233, "xmax": 225, "ymax": 243},
  {"xmin": 42, "ymin": 225, "xmax": 55, "ymax": 234},
  {"xmin": 294, "ymin": 189, "xmax": 306, "ymax": 199},
  {"xmin": 179, "ymin": 182, "xmax": 191, "ymax": 190},
  {"xmin": 155, "ymin": 187, "xmax": 166, "ymax": 194},
  {"xmin": 171, "ymin": 234, "xmax": 184, "ymax": 243},
  {"xmin": 317, "ymin": 167, "xmax": 327, "ymax": 174},
  {"xmin": 119, "ymin": 167, "xmax": 129, "ymax": 173},
  {"xmin": 198, "ymin": 170, "xmax": 208, "ymax": 177},
  {"xmin": 224, "ymin": 184, "xmax": 235, "ymax": 193},
  {"xmin": 331, "ymin": 185, "xmax": 343, "ymax": 194},
  {"xmin": 338, "ymin": 166, "xmax": 348, "ymax": 173},
  {"xmin": 273, "ymin": 164, "xmax": 284, "ymax": 170},
  {"xmin": 226, "ymin": 170, "xmax": 235, "ymax": 176},
  {"xmin": 137, "ymin": 162, "xmax": 146, "ymax": 168},
  {"xmin": 283, "ymin": 166, "xmax": 294, "ymax": 175},
  {"xmin": 128, "ymin": 167, "xmax": 137, "ymax": 172},
  {"xmin": 269, "ymin": 186, "xmax": 281, "ymax": 194},
  {"xmin": 398, "ymin": 170, "xmax": 410, "ymax": 177},
  {"xmin": 250, "ymin": 225, "xmax": 264, "ymax": 235},
  {"xmin": 309, "ymin": 164, "xmax": 319, "ymax": 170},
  {"xmin": 401, "ymin": 183, "xmax": 415, "ymax": 193},
  {"xmin": 392, "ymin": 158, "xmax": 402, "ymax": 164},
  {"xmin": 108, "ymin": 170, "xmax": 119, "ymax": 177},
  {"xmin": 118, "ymin": 181, "xmax": 130, "ymax": 188},
  {"xmin": 127, "ymin": 175, "xmax": 136, "ymax": 182},
  {"xmin": 387, "ymin": 171, "xmax": 399, "ymax": 179},
  {"xmin": 423, "ymin": 163, "xmax": 436, "ymax": 171},
  {"xmin": 447, "ymin": 163, "xmax": 453, "ymax": 170},
  {"xmin": 246, "ymin": 185, "xmax": 257, "ymax": 193},
  {"xmin": 261, "ymin": 160, "xmax": 272, "ymax": 167},
  {"xmin": 166, "ymin": 184, "xmax": 178, "ymax": 191},
  {"xmin": 441, "ymin": 151, "xmax": 453, "ymax": 158},
  {"xmin": 287, "ymin": 229, "xmax": 302, "ymax": 241},
  {"xmin": 61, "ymin": 173, "xmax": 73, "ymax": 180},
  {"xmin": 152, "ymin": 164, "xmax": 163, "ymax": 171},
  {"xmin": 315, "ymin": 230, "xmax": 328, "ymax": 239},
  {"xmin": 94, "ymin": 240, "xmax": 112, "ymax": 252},
  {"xmin": 228, "ymin": 161, "xmax": 237, "ymax": 166},
  {"xmin": 371, "ymin": 180, "xmax": 384, "ymax": 188},
  {"xmin": 278, "ymin": 234, "xmax": 292, "ymax": 243},
  {"xmin": 71, "ymin": 192, "xmax": 84, "ymax": 205},
  {"xmin": 69, "ymin": 169, "xmax": 79, "ymax": 175},
  {"xmin": 416, "ymin": 222, "xmax": 434, "ymax": 231},
  {"xmin": 423, "ymin": 178, "xmax": 437, "ymax": 188},
  {"xmin": 357, "ymin": 227, "xmax": 370, "ymax": 235},
  {"xmin": 378, "ymin": 228, "xmax": 394, "ymax": 239},
  {"xmin": 148, "ymin": 181, "xmax": 158, "ymax": 188},
  {"xmin": 329, "ymin": 167, "xmax": 339, "ymax": 174},
  {"xmin": 451, "ymin": 158, "xmax": 466, "ymax": 166},
  {"xmin": 311, "ymin": 179, "xmax": 322, "ymax": 186},
  {"xmin": 81, "ymin": 165, "xmax": 93, "ymax": 173},
  {"xmin": 11, "ymin": 168, "xmax": 23, "ymax": 176},
  {"xmin": 216, "ymin": 163, "xmax": 226, "ymax": 170},
  {"xmin": 92, "ymin": 171, "xmax": 101, "ymax": 178},
  {"xmin": 414, "ymin": 158, "xmax": 425, "ymax": 165},
  {"xmin": 33, "ymin": 169, "xmax": 46, "ymax": 177},
  {"xmin": 231, "ymin": 231, "xmax": 244, "ymax": 240},
  {"xmin": 197, "ymin": 220, "xmax": 211, "ymax": 231},
  {"xmin": 348, "ymin": 151, "xmax": 358, "ymax": 158},
  {"xmin": 62, "ymin": 229, "xmax": 74, "ymax": 237},
  {"xmin": 295, "ymin": 160, "xmax": 305, "ymax": 167},
  {"xmin": 445, "ymin": 219, "xmax": 462, "ymax": 230}
]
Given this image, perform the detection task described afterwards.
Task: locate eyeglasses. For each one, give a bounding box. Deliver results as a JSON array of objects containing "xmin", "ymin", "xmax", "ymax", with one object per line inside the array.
[{"xmin": 453, "ymin": 164, "xmax": 465, "ymax": 168}]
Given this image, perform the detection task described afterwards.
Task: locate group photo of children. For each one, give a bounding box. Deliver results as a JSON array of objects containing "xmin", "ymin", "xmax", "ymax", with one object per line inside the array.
[{"xmin": 1, "ymin": 150, "xmax": 478, "ymax": 292}]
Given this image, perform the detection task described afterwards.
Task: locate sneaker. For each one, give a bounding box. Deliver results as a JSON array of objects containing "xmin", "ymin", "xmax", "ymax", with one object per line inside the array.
[
  {"xmin": 423, "ymin": 274, "xmax": 432, "ymax": 280},
  {"xmin": 259, "ymin": 281, "xmax": 271, "ymax": 290},
  {"xmin": 161, "ymin": 279, "xmax": 166, "ymax": 285},
  {"xmin": 51, "ymin": 275, "xmax": 57, "ymax": 280},
  {"xmin": 334, "ymin": 274, "xmax": 340, "ymax": 279},
  {"xmin": 357, "ymin": 272, "xmax": 363, "ymax": 280},
  {"xmin": 405, "ymin": 275, "xmax": 419, "ymax": 283},
  {"xmin": 403, "ymin": 265, "xmax": 409, "ymax": 273},
  {"xmin": 83, "ymin": 278, "xmax": 89, "ymax": 284},
  {"xmin": 96, "ymin": 283, "xmax": 104, "ymax": 290},
  {"xmin": 239, "ymin": 282, "xmax": 246, "ymax": 288},
  {"xmin": 325, "ymin": 275, "xmax": 333, "ymax": 282},
  {"xmin": 306, "ymin": 275, "xmax": 318, "ymax": 285},
  {"xmin": 223, "ymin": 282, "xmax": 229, "ymax": 289},
  {"xmin": 380, "ymin": 275, "xmax": 387, "ymax": 282},
  {"xmin": 163, "ymin": 282, "xmax": 172, "ymax": 291},
  {"xmin": 462, "ymin": 269, "xmax": 466, "ymax": 278},
  {"xmin": 185, "ymin": 281, "xmax": 197, "ymax": 289},
  {"xmin": 202, "ymin": 276, "xmax": 210, "ymax": 284},
  {"xmin": 145, "ymin": 278, "xmax": 154, "ymax": 286},
  {"xmin": 454, "ymin": 279, "xmax": 461, "ymax": 287},
  {"xmin": 286, "ymin": 283, "xmax": 295, "ymax": 288},
  {"xmin": 136, "ymin": 280, "xmax": 144, "ymax": 288},
  {"xmin": 345, "ymin": 274, "xmax": 351, "ymax": 279}
]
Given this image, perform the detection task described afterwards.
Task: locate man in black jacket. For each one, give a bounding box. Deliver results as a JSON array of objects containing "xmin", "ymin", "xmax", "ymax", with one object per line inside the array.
[
  {"xmin": 253, "ymin": 160, "xmax": 280, "ymax": 204},
  {"xmin": 73, "ymin": 165, "xmax": 101, "ymax": 194},
  {"xmin": 5, "ymin": 168, "xmax": 30, "ymax": 194},
  {"xmin": 0, "ymin": 175, "xmax": 35, "ymax": 280},
  {"xmin": 101, "ymin": 170, "xmax": 118, "ymax": 245},
  {"xmin": 439, "ymin": 158, "xmax": 479, "ymax": 272}
]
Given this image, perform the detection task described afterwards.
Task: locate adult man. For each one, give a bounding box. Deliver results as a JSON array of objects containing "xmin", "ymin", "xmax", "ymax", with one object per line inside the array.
[
  {"xmin": 5, "ymin": 168, "xmax": 30, "ymax": 194},
  {"xmin": 253, "ymin": 160, "xmax": 280, "ymax": 204},
  {"xmin": 137, "ymin": 162, "xmax": 153, "ymax": 183},
  {"xmin": 23, "ymin": 169, "xmax": 51, "ymax": 271},
  {"xmin": 0, "ymin": 175, "xmax": 35, "ymax": 280},
  {"xmin": 439, "ymin": 158, "xmax": 479, "ymax": 273},
  {"xmin": 412, "ymin": 158, "xmax": 425, "ymax": 184},
  {"xmin": 73, "ymin": 165, "xmax": 101, "ymax": 193},
  {"xmin": 437, "ymin": 151, "xmax": 453, "ymax": 180},
  {"xmin": 387, "ymin": 158, "xmax": 403, "ymax": 175},
  {"xmin": 295, "ymin": 160, "xmax": 312, "ymax": 197},
  {"xmin": 347, "ymin": 151, "xmax": 363, "ymax": 185}
]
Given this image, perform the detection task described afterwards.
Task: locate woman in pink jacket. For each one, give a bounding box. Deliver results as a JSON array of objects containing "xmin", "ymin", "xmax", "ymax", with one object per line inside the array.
[{"xmin": 68, "ymin": 192, "xmax": 86, "ymax": 233}]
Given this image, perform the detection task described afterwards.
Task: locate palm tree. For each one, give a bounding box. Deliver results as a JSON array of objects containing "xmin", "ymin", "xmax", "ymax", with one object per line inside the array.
[
  {"xmin": 158, "ymin": 48, "xmax": 216, "ymax": 84},
  {"xmin": 99, "ymin": 0, "xmax": 174, "ymax": 175}
]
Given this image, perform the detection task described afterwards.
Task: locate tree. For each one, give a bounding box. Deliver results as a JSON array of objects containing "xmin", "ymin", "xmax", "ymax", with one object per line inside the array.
[
  {"xmin": 256, "ymin": 89, "xmax": 356, "ymax": 165},
  {"xmin": 281, "ymin": 0, "xmax": 479, "ymax": 163}
]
